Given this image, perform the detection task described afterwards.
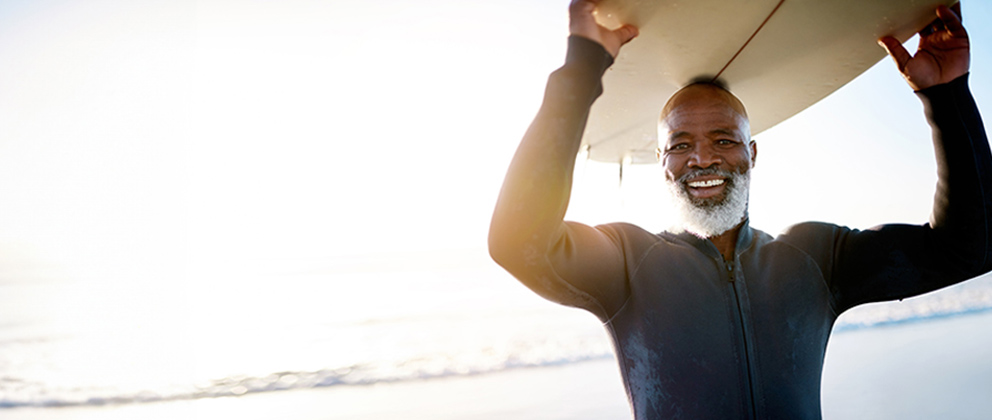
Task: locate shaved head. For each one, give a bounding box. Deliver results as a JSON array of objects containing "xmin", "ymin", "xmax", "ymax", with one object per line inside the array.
[{"xmin": 660, "ymin": 82, "xmax": 750, "ymax": 139}]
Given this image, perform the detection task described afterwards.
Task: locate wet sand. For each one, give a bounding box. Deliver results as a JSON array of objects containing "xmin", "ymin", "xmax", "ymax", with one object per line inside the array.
[{"xmin": 6, "ymin": 311, "xmax": 992, "ymax": 420}]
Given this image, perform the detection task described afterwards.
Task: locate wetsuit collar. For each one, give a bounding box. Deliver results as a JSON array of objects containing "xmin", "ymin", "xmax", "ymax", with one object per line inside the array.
[
  {"xmin": 671, "ymin": 218, "xmax": 754, "ymax": 261},
  {"xmin": 734, "ymin": 218, "xmax": 755, "ymax": 256}
]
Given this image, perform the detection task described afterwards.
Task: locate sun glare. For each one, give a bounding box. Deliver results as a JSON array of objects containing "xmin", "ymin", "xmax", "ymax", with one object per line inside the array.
[{"xmin": 3, "ymin": 0, "xmax": 988, "ymax": 299}]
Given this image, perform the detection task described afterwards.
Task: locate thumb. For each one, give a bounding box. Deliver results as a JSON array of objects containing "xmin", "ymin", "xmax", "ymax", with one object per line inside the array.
[
  {"xmin": 613, "ymin": 24, "xmax": 639, "ymax": 46},
  {"xmin": 878, "ymin": 36, "xmax": 910, "ymax": 71}
]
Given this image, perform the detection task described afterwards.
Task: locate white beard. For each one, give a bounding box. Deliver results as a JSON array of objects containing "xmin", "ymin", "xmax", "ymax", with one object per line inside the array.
[{"xmin": 666, "ymin": 169, "xmax": 750, "ymax": 238}]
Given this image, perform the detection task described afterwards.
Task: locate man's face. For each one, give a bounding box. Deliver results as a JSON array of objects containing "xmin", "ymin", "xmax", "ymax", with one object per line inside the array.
[{"xmin": 658, "ymin": 85, "xmax": 756, "ymax": 236}]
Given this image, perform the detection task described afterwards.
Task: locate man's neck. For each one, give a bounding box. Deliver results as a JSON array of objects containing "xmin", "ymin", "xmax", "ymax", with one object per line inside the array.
[{"xmin": 707, "ymin": 223, "xmax": 745, "ymax": 262}]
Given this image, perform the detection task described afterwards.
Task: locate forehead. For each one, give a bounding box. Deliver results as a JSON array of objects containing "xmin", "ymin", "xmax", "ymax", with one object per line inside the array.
[
  {"xmin": 659, "ymin": 86, "xmax": 749, "ymax": 141},
  {"xmin": 661, "ymin": 102, "xmax": 748, "ymax": 141}
]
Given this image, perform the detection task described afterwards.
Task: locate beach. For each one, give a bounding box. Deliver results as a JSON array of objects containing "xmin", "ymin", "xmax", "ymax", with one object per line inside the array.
[
  {"xmin": 3, "ymin": 1, "xmax": 992, "ymax": 419},
  {"xmin": 4, "ymin": 310, "xmax": 991, "ymax": 420},
  {"xmin": 821, "ymin": 309, "xmax": 992, "ymax": 420},
  {"xmin": 3, "ymin": 357, "xmax": 630, "ymax": 420}
]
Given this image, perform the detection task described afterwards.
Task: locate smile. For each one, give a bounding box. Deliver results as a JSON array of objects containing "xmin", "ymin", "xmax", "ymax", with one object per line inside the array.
[{"xmin": 687, "ymin": 179, "xmax": 726, "ymax": 188}]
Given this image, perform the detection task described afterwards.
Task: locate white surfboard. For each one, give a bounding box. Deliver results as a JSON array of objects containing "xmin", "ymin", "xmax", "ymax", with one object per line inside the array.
[{"xmin": 583, "ymin": 0, "xmax": 958, "ymax": 164}]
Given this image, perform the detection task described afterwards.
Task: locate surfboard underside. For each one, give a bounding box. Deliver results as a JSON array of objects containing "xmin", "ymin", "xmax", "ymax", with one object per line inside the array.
[{"xmin": 584, "ymin": 0, "xmax": 958, "ymax": 164}]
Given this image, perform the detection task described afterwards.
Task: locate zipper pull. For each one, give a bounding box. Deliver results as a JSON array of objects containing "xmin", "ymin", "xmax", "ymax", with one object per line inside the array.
[{"xmin": 725, "ymin": 260, "xmax": 735, "ymax": 282}]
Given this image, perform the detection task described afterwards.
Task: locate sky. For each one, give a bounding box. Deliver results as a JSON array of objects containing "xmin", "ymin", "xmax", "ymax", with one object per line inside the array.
[{"xmin": 0, "ymin": 0, "xmax": 990, "ymax": 280}]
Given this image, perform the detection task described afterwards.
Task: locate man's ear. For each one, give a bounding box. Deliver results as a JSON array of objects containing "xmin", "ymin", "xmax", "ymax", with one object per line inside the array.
[{"xmin": 749, "ymin": 140, "xmax": 757, "ymax": 167}]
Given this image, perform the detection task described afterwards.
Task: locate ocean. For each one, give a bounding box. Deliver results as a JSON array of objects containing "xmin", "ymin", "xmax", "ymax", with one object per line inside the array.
[{"xmin": 2, "ymin": 254, "xmax": 992, "ymax": 410}]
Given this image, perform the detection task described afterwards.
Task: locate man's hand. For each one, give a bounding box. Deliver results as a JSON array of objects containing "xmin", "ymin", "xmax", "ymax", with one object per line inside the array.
[
  {"xmin": 878, "ymin": 4, "xmax": 969, "ymax": 91},
  {"xmin": 569, "ymin": 0, "xmax": 638, "ymax": 58}
]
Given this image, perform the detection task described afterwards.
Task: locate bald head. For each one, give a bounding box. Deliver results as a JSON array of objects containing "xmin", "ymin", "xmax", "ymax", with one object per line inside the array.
[{"xmin": 660, "ymin": 82, "xmax": 750, "ymax": 140}]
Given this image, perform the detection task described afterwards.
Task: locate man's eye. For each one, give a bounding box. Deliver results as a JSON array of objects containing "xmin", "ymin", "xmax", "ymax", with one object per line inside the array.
[
  {"xmin": 668, "ymin": 143, "xmax": 690, "ymax": 152},
  {"xmin": 717, "ymin": 139, "xmax": 737, "ymax": 146}
]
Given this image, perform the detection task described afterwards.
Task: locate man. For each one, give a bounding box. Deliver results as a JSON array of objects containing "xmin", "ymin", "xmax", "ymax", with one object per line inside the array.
[{"xmin": 489, "ymin": 0, "xmax": 991, "ymax": 419}]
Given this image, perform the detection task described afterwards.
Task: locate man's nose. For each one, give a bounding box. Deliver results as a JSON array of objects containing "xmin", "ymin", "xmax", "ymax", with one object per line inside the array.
[{"xmin": 688, "ymin": 146, "xmax": 721, "ymax": 168}]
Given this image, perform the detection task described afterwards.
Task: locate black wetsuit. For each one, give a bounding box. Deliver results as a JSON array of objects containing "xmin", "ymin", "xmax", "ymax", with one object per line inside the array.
[{"xmin": 489, "ymin": 36, "xmax": 992, "ymax": 419}]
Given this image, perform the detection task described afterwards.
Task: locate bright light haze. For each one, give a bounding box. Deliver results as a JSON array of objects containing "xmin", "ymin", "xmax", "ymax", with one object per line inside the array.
[{"xmin": 1, "ymin": 0, "xmax": 990, "ymax": 276}]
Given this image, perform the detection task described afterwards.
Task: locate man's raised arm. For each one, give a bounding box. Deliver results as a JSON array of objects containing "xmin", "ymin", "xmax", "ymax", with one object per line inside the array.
[
  {"xmin": 487, "ymin": 1, "xmax": 637, "ymax": 318},
  {"xmin": 788, "ymin": 5, "xmax": 992, "ymax": 310}
]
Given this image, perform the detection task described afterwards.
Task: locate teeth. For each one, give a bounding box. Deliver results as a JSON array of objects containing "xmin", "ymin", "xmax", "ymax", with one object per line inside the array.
[{"xmin": 688, "ymin": 179, "xmax": 725, "ymax": 188}]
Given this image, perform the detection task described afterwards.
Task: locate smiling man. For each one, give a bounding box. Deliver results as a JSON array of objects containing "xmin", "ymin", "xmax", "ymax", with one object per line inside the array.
[
  {"xmin": 661, "ymin": 82, "xmax": 755, "ymax": 255},
  {"xmin": 489, "ymin": 1, "xmax": 992, "ymax": 419}
]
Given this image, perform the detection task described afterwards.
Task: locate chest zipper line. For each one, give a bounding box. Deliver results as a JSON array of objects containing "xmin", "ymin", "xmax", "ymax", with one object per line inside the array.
[{"xmin": 727, "ymin": 259, "xmax": 757, "ymax": 420}]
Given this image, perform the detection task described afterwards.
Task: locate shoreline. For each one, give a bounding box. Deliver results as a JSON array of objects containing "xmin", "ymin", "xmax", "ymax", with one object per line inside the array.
[
  {"xmin": 2, "ymin": 359, "xmax": 631, "ymax": 420},
  {"xmin": 5, "ymin": 310, "xmax": 992, "ymax": 420}
]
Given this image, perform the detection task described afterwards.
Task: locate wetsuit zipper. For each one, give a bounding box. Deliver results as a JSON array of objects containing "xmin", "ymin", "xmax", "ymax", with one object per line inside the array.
[{"xmin": 727, "ymin": 259, "xmax": 757, "ymax": 419}]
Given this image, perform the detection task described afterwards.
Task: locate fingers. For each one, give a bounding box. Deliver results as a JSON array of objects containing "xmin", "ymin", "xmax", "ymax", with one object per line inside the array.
[
  {"xmin": 936, "ymin": 4, "xmax": 966, "ymax": 36},
  {"xmin": 569, "ymin": 0, "xmax": 607, "ymax": 28},
  {"xmin": 568, "ymin": 0, "xmax": 597, "ymax": 36},
  {"xmin": 878, "ymin": 36, "xmax": 910, "ymax": 71},
  {"xmin": 569, "ymin": 0, "xmax": 596, "ymax": 17},
  {"xmin": 568, "ymin": 0, "xmax": 638, "ymax": 58}
]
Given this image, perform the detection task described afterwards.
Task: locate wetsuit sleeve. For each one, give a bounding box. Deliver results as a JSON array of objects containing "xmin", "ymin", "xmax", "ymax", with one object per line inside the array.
[
  {"xmin": 488, "ymin": 36, "xmax": 630, "ymax": 320},
  {"xmin": 788, "ymin": 74, "xmax": 992, "ymax": 313}
]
